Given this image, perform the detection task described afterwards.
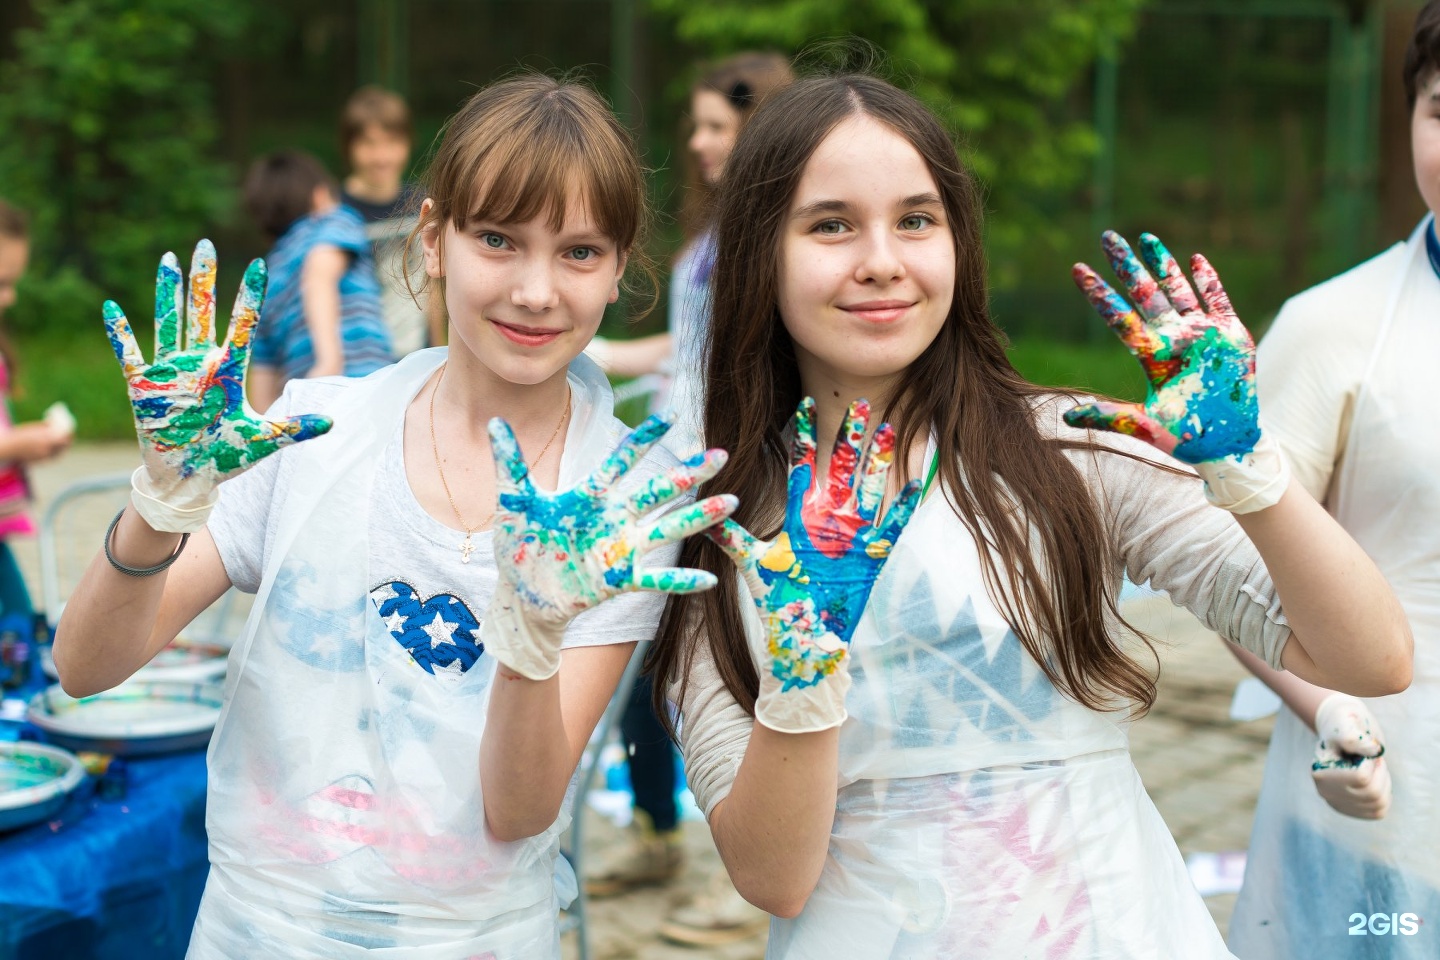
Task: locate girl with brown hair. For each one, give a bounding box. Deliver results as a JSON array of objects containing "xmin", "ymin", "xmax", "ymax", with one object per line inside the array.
[
  {"xmin": 55, "ymin": 75, "xmax": 735, "ymax": 957},
  {"xmin": 587, "ymin": 52, "xmax": 792, "ymax": 455},
  {"xmin": 651, "ymin": 71, "xmax": 1413, "ymax": 957}
]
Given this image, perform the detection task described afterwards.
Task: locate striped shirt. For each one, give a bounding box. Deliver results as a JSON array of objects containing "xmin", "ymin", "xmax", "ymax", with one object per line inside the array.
[{"xmin": 253, "ymin": 206, "xmax": 395, "ymax": 382}]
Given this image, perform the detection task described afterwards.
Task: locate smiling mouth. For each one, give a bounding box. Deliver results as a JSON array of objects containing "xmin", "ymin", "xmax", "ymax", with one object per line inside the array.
[
  {"xmin": 840, "ymin": 301, "xmax": 915, "ymax": 323},
  {"xmin": 490, "ymin": 319, "xmax": 565, "ymax": 346}
]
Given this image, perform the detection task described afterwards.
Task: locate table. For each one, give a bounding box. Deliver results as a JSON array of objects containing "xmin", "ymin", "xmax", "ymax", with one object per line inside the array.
[{"xmin": 0, "ymin": 665, "xmax": 209, "ymax": 960}]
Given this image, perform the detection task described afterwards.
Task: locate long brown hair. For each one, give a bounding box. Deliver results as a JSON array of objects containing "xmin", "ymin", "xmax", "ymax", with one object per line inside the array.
[
  {"xmin": 653, "ymin": 73, "xmax": 1161, "ymax": 723},
  {"xmin": 404, "ymin": 74, "xmax": 652, "ymax": 316},
  {"xmin": 678, "ymin": 52, "xmax": 794, "ymax": 243}
]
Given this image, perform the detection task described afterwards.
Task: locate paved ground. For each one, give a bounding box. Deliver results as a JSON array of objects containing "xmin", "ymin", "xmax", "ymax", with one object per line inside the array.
[{"xmin": 24, "ymin": 445, "xmax": 1276, "ymax": 959}]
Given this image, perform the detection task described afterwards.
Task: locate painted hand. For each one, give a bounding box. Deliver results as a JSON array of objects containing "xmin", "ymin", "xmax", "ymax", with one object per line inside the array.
[
  {"xmin": 104, "ymin": 240, "xmax": 332, "ymax": 532},
  {"xmin": 1311, "ymin": 693, "xmax": 1391, "ymax": 820},
  {"xmin": 481, "ymin": 411, "xmax": 737, "ymax": 680},
  {"xmin": 709, "ymin": 398, "xmax": 921, "ymax": 733},
  {"xmin": 1064, "ymin": 230, "xmax": 1288, "ymax": 513}
]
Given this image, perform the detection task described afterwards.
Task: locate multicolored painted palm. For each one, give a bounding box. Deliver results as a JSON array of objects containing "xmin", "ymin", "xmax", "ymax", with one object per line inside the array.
[
  {"xmin": 103, "ymin": 240, "xmax": 332, "ymax": 524},
  {"xmin": 481, "ymin": 412, "xmax": 737, "ymax": 679},
  {"xmin": 710, "ymin": 398, "xmax": 921, "ymax": 732},
  {"xmin": 1063, "ymin": 230, "xmax": 1260, "ymax": 464}
]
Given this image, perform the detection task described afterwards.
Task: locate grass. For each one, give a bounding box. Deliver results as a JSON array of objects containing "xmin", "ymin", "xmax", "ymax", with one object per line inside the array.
[{"xmin": 11, "ymin": 328, "xmax": 1149, "ymax": 442}]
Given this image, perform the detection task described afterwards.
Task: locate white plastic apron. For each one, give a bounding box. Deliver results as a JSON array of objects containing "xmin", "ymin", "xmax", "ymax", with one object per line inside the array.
[
  {"xmin": 1230, "ymin": 218, "xmax": 1440, "ymax": 959},
  {"xmin": 764, "ymin": 486, "xmax": 1235, "ymax": 959},
  {"xmin": 188, "ymin": 349, "xmax": 619, "ymax": 958}
]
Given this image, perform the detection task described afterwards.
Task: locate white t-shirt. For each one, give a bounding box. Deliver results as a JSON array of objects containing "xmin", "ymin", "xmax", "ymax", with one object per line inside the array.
[{"xmin": 210, "ymin": 378, "xmax": 670, "ymax": 680}]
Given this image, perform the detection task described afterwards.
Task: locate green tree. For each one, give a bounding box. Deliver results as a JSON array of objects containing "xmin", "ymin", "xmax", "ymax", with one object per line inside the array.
[
  {"xmin": 0, "ymin": 0, "xmax": 249, "ymax": 336},
  {"xmin": 646, "ymin": 0, "xmax": 1146, "ymax": 288}
]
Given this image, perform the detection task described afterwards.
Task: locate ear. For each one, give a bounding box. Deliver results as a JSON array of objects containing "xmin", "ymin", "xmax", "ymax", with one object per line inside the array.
[
  {"xmin": 609, "ymin": 249, "xmax": 630, "ymax": 304},
  {"xmin": 419, "ymin": 199, "xmax": 444, "ymax": 279}
]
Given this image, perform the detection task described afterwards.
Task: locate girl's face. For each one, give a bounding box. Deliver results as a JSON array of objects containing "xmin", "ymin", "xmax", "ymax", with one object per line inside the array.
[
  {"xmin": 688, "ymin": 90, "xmax": 743, "ymax": 185},
  {"xmin": 421, "ymin": 195, "xmax": 626, "ymax": 386},
  {"xmin": 778, "ymin": 115, "xmax": 955, "ymax": 393}
]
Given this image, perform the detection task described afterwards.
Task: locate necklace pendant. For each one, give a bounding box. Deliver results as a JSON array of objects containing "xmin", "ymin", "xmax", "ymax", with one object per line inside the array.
[{"xmin": 460, "ymin": 535, "xmax": 474, "ymax": 564}]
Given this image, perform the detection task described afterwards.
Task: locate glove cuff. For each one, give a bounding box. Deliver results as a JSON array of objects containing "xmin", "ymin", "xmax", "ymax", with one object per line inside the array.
[
  {"xmin": 1194, "ymin": 429, "xmax": 1291, "ymax": 514},
  {"xmin": 129, "ymin": 466, "xmax": 218, "ymax": 534},
  {"xmin": 754, "ymin": 668, "xmax": 852, "ymax": 735},
  {"xmin": 479, "ymin": 589, "xmax": 566, "ymax": 681}
]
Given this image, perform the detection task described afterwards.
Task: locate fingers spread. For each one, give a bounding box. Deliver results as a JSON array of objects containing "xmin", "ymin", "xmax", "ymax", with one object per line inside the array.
[
  {"xmin": 222, "ymin": 259, "xmax": 267, "ymax": 375},
  {"xmin": 154, "ymin": 252, "xmax": 183, "ymax": 359},
  {"xmin": 1190, "ymin": 253, "xmax": 1239, "ymax": 324},
  {"xmin": 1063, "ymin": 402, "xmax": 1178, "ymax": 454},
  {"xmin": 824, "ymin": 399, "xmax": 869, "ymax": 507},
  {"xmin": 103, "ymin": 301, "xmax": 147, "ymax": 376},
  {"xmin": 273, "ymin": 413, "xmax": 333, "ymax": 445},
  {"xmin": 487, "ymin": 417, "xmax": 538, "ymax": 499},
  {"xmin": 705, "ymin": 517, "xmax": 759, "ymax": 565},
  {"xmin": 1138, "ymin": 233, "xmax": 1199, "ymax": 315},
  {"xmin": 629, "ymin": 448, "xmax": 728, "ymax": 515},
  {"xmin": 583, "ymin": 411, "xmax": 670, "ymax": 497},
  {"xmin": 633, "ymin": 567, "xmax": 718, "ymax": 595},
  {"xmin": 187, "ymin": 239, "xmax": 218, "ymax": 349},
  {"xmin": 874, "ymin": 477, "xmax": 922, "ymax": 555},
  {"xmin": 1101, "ymin": 230, "xmax": 1172, "ymax": 323},
  {"xmin": 643, "ymin": 494, "xmax": 738, "ymax": 548},
  {"xmin": 1072, "ymin": 264, "xmax": 1165, "ymax": 367},
  {"xmin": 855, "ymin": 421, "xmax": 897, "ymax": 522}
]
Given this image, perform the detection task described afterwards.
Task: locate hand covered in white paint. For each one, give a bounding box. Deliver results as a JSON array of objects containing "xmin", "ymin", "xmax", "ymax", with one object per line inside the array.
[{"xmin": 1310, "ymin": 693, "xmax": 1390, "ymax": 820}]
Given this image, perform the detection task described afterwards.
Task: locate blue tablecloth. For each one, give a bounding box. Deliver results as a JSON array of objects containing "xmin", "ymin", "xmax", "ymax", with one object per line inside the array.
[{"xmin": 0, "ymin": 664, "xmax": 210, "ymax": 960}]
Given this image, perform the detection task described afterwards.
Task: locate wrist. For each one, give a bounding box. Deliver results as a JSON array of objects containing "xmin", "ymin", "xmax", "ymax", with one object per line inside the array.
[
  {"xmin": 130, "ymin": 466, "xmax": 217, "ymax": 534},
  {"xmin": 1193, "ymin": 428, "xmax": 1290, "ymax": 514}
]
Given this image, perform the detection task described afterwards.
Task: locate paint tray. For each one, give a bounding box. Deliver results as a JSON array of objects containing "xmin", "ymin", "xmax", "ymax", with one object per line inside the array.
[
  {"xmin": 0, "ymin": 740, "xmax": 86, "ymax": 832},
  {"xmin": 27, "ymin": 680, "xmax": 224, "ymax": 756}
]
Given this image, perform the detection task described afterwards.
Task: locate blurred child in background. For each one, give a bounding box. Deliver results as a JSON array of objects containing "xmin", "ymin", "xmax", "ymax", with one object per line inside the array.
[
  {"xmin": 243, "ymin": 149, "xmax": 395, "ymax": 410},
  {"xmin": 339, "ymin": 85, "xmax": 440, "ymax": 356},
  {"xmin": 0, "ymin": 200, "xmax": 72, "ymax": 622}
]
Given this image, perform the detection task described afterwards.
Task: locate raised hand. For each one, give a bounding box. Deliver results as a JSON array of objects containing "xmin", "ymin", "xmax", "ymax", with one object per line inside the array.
[
  {"xmin": 1064, "ymin": 231, "xmax": 1288, "ymax": 512},
  {"xmin": 105, "ymin": 240, "xmax": 331, "ymax": 532},
  {"xmin": 481, "ymin": 412, "xmax": 737, "ymax": 680},
  {"xmin": 709, "ymin": 397, "xmax": 921, "ymax": 733}
]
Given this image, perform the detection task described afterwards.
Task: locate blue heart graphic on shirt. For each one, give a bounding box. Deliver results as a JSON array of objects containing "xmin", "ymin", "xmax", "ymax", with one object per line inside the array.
[{"xmin": 369, "ymin": 580, "xmax": 484, "ymax": 677}]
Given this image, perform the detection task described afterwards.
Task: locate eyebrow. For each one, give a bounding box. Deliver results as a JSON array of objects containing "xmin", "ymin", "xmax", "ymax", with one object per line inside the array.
[{"xmin": 791, "ymin": 192, "xmax": 945, "ymax": 220}]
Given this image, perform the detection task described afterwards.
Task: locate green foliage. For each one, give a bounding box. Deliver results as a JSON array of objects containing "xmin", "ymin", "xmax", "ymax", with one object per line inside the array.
[
  {"xmin": 0, "ymin": 0, "xmax": 249, "ymax": 337},
  {"xmin": 12, "ymin": 328, "xmax": 136, "ymax": 441},
  {"xmin": 645, "ymin": 0, "xmax": 1147, "ymax": 285}
]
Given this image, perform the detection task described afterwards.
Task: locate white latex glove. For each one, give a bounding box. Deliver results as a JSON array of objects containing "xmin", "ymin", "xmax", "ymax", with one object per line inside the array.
[
  {"xmin": 1064, "ymin": 231, "xmax": 1289, "ymax": 514},
  {"xmin": 707, "ymin": 398, "xmax": 920, "ymax": 734},
  {"xmin": 1311, "ymin": 693, "xmax": 1391, "ymax": 820},
  {"xmin": 104, "ymin": 240, "xmax": 330, "ymax": 533},
  {"xmin": 481, "ymin": 411, "xmax": 734, "ymax": 680}
]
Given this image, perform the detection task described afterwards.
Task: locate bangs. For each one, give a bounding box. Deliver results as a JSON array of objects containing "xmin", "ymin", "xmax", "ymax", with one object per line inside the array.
[{"xmin": 442, "ymin": 87, "xmax": 640, "ymax": 249}]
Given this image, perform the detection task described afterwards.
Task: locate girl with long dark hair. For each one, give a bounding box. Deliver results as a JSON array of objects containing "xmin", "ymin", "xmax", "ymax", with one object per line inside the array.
[{"xmin": 651, "ymin": 72, "xmax": 1412, "ymax": 957}]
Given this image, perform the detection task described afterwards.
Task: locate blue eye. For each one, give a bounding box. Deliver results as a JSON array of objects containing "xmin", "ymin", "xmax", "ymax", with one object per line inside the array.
[
  {"xmin": 480, "ymin": 232, "xmax": 507, "ymax": 249},
  {"xmin": 572, "ymin": 247, "xmax": 594, "ymax": 261}
]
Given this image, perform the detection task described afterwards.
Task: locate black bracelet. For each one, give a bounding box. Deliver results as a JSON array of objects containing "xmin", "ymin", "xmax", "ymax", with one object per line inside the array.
[{"xmin": 104, "ymin": 509, "xmax": 189, "ymax": 577}]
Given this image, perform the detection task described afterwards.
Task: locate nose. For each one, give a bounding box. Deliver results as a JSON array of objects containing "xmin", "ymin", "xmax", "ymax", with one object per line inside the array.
[
  {"xmin": 688, "ymin": 128, "xmax": 706, "ymax": 158},
  {"xmin": 511, "ymin": 257, "xmax": 560, "ymax": 313},
  {"xmin": 855, "ymin": 227, "xmax": 905, "ymax": 286}
]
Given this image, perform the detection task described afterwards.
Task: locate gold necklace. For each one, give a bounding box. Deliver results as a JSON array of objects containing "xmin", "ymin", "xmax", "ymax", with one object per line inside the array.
[{"xmin": 428, "ymin": 363, "xmax": 571, "ymax": 563}]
